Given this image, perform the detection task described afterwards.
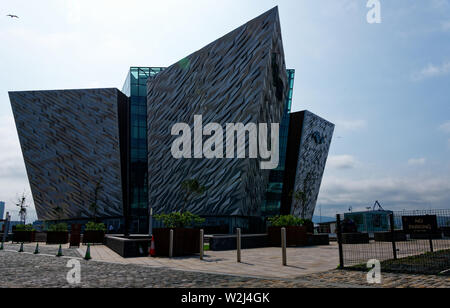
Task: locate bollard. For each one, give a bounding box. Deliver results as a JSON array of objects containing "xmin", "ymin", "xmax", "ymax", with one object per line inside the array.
[
  {"xmin": 19, "ymin": 242, "xmax": 24, "ymax": 253},
  {"xmin": 169, "ymin": 229, "xmax": 174, "ymax": 258},
  {"xmin": 236, "ymin": 228, "xmax": 241, "ymax": 263},
  {"xmin": 0, "ymin": 241, "xmax": 4, "ymax": 250},
  {"xmin": 200, "ymin": 229, "xmax": 204, "ymax": 260},
  {"xmin": 34, "ymin": 243, "xmax": 40, "ymax": 255},
  {"xmin": 281, "ymin": 227, "xmax": 287, "ymax": 266}
]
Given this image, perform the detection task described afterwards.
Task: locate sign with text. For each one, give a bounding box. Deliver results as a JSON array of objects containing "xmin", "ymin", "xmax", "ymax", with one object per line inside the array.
[{"xmin": 402, "ymin": 215, "xmax": 438, "ymax": 235}]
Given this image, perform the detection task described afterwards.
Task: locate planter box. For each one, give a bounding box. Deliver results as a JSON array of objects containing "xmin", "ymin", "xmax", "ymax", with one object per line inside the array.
[
  {"xmin": 153, "ymin": 228, "xmax": 200, "ymax": 257},
  {"xmin": 0, "ymin": 233, "xmax": 13, "ymax": 242},
  {"xmin": 46, "ymin": 231, "xmax": 69, "ymax": 244},
  {"xmin": 342, "ymin": 233, "xmax": 370, "ymax": 244},
  {"xmin": 34, "ymin": 232, "xmax": 47, "ymax": 243},
  {"xmin": 307, "ymin": 234, "xmax": 330, "ymax": 246},
  {"xmin": 209, "ymin": 234, "xmax": 268, "ymax": 251},
  {"xmin": 374, "ymin": 231, "xmax": 407, "ymax": 242},
  {"xmin": 82, "ymin": 231, "xmax": 105, "ymax": 245},
  {"xmin": 105, "ymin": 235, "xmax": 151, "ymax": 258},
  {"xmin": 12, "ymin": 231, "xmax": 35, "ymax": 243},
  {"xmin": 304, "ymin": 221, "xmax": 315, "ymax": 234},
  {"xmin": 268, "ymin": 226, "xmax": 307, "ymax": 247}
]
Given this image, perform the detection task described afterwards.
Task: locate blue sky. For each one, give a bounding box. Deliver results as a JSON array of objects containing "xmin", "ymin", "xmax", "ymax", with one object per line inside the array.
[{"xmin": 0, "ymin": 0, "xmax": 449, "ymax": 221}]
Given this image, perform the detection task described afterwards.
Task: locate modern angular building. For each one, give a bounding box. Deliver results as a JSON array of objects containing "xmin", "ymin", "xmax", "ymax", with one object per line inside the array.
[
  {"xmin": 9, "ymin": 89, "xmax": 129, "ymax": 228},
  {"xmin": 122, "ymin": 67, "xmax": 165, "ymax": 233},
  {"xmin": 8, "ymin": 7, "xmax": 333, "ymax": 234},
  {"xmin": 0, "ymin": 201, "xmax": 5, "ymax": 220}
]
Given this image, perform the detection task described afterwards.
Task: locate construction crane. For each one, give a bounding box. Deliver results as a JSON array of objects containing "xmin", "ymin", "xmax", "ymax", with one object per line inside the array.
[{"xmin": 373, "ymin": 200, "xmax": 385, "ymax": 211}]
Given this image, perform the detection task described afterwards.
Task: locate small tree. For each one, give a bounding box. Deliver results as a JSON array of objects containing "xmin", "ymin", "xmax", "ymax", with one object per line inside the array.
[
  {"xmin": 180, "ymin": 179, "xmax": 206, "ymax": 213},
  {"xmin": 89, "ymin": 179, "xmax": 103, "ymax": 222},
  {"xmin": 16, "ymin": 193, "xmax": 28, "ymax": 225},
  {"xmin": 54, "ymin": 205, "xmax": 64, "ymax": 220},
  {"xmin": 154, "ymin": 212, "xmax": 205, "ymax": 229},
  {"xmin": 292, "ymin": 172, "xmax": 316, "ymax": 219}
]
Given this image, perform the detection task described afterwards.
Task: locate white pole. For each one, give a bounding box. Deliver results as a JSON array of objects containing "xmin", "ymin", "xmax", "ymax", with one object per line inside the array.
[{"xmin": 282, "ymin": 227, "xmax": 287, "ymax": 266}]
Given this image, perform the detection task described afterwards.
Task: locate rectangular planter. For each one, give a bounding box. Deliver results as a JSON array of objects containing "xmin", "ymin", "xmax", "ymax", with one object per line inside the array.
[
  {"xmin": 12, "ymin": 231, "xmax": 35, "ymax": 243},
  {"xmin": 307, "ymin": 234, "xmax": 330, "ymax": 246},
  {"xmin": 46, "ymin": 231, "xmax": 69, "ymax": 244},
  {"xmin": 209, "ymin": 234, "xmax": 268, "ymax": 251},
  {"xmin": 153, "ymin": 228, "xmax": 200, "ymax": 257},
  {"xmin": 34, "ymin": 232, "xmax": 47, "ymax": 243},
  {"xmin": 82, "ymin": 231, "xmax": 105, "ymax": 245},
  {"xmin": 268, "ymin": 226, "xmax": 307, "ymax": 247},
  {"xmin": 105, "ymin": 235, "xmax": 151, "ymax": 258},
  {"xmin": 374, "ymin": 231, "xmax": 407, "ymax": 242},
  {"xmin": 342, "ymin": 233, "xmax": 370, "ymax": 244}
]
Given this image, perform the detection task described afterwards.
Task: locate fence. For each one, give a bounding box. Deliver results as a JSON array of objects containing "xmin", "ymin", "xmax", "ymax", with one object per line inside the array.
[{"xmin": 337, "ymin": 209, "xmax": 450, "ymax": 275}]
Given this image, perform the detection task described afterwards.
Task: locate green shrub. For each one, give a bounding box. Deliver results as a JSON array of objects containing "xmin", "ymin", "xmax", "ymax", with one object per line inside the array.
[
  {"xmin": 85, "ymin": 221, "xmax": 106, "ymax": 232},
  {"xmin": 268, "ymin": 215, "xmax": 312, "ymax": 227},
  {"xmin": 15, "ymin": 224, "xmax": 35, "ymax": 232},
  {"xmin": 154, "ymin": 212, "xmax": 205, "ymax": 228},
  {"xmin": 48, "ymin": 223, "xmax": 68, "ymax": 232}
]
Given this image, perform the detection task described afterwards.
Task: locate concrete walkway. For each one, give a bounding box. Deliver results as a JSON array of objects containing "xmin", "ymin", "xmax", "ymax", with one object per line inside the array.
[{"xmin": 76, "ymin": 243, "xmax": 340, "ymax": 279}]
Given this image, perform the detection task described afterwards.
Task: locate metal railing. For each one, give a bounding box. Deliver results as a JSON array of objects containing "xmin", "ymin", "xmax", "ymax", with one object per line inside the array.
[{"xmin": 337, "ymin": 209, "xmax": 450, "ymax": 275}]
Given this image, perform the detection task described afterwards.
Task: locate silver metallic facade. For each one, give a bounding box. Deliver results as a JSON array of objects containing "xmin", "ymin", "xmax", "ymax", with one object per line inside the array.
[
  {"xmin": 290, "ymin": 111, "xmax": 334, "ymax": 220},
  {"xmin": 9, "ymin": 89, "xmax": 126, "ymax": 221},
  {"xmin": 146, "ymin": 8, "xmax": 287, "ymax": 217}
]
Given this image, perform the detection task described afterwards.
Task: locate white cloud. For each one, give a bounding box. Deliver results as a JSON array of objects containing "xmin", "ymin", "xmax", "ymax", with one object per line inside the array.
[
  {"xmin": 335, "ymin": 119, "xmax": 367, "ymax": 131},
  {"xmin": 439, "ymin": 121, "xmax": 450, "ymax": 134},
  {"xmin": 442, "ymin": 20, "xmax": 450, "ymax": 31},
  {"xmin": 328, "ymin": 155, "xmax": 358, "ymax": 169},
  {"xmin": 431, "ymin": 0, "xmax": 450, "ymax": 10},
  {"xmin": 408, "ymin": 158, "xmax": 426, "ymax": 166},
  {"xmin": 318, "ymin": 175, "xmax": 450, "ymax": 215},
  {"xmin": 0, "ymin": 115, "xmax": 34, "ymax": 218},
  {"xmin": 412, "ymin": 61, "xmax": 450, "ymax": 81},
  {"xmin": 66, "ymin": 0, "xmax": 82, "ymax": 24}
]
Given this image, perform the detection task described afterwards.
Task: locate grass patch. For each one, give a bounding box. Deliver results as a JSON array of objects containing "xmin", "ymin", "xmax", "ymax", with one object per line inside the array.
[{"xmin": 345, "ymin": 249, "xmax": 450, "ymax": 276}]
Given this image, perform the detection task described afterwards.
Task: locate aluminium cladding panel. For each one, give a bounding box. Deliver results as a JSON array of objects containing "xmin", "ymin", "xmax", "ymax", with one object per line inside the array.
[
  {"xmin": 283, "ymin": 111, "xmax": 334, "ymax": 220},
  {"xmin": 146, "ymin": 7, "xmax": 287, "ymax": 217},
  {"xmin": 9, "ymin": 88, "xmax": 127, "ymax": 221}
]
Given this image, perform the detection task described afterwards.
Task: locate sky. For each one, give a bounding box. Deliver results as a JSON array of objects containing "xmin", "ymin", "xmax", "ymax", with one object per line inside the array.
[{"xmin": 0, "ymin": 0, "xmax": 450, "ymax": 221}]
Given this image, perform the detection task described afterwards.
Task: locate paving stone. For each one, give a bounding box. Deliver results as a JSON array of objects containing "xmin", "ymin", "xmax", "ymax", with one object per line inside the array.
[{"xmin": 1, "ymin": 250, "xmax": 449, "ymax": 288}]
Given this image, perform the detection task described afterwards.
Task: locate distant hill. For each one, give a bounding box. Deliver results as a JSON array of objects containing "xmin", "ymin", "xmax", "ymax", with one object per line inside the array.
[{"xmin": 312, "ymin": 216, "xmax": 335, "ymax": 224}]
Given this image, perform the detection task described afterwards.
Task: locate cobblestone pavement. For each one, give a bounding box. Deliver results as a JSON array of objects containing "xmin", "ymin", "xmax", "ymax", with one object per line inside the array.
[
  {"xmin": 3, "ymin": 243, "xmax": 81, "ymax": 258},
  {"xmin": 0, "ymin": 250, "xmax": 449, "ymax": 288}
]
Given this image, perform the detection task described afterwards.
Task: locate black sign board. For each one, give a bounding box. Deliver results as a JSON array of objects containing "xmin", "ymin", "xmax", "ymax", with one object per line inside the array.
[{"xmin": 402, "ymin": 215, "xmax": 438, "ymax": 234}]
